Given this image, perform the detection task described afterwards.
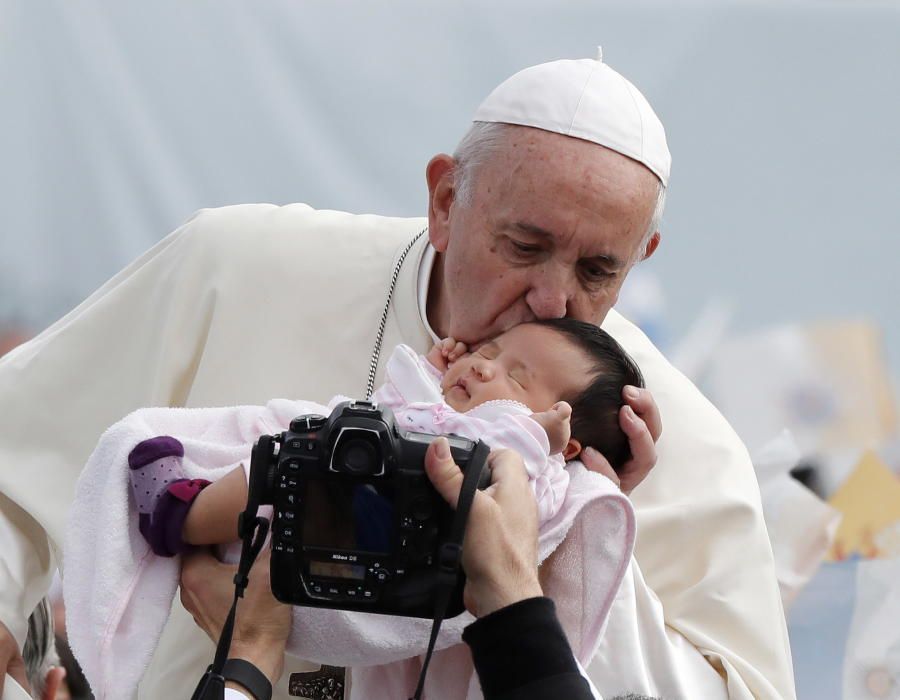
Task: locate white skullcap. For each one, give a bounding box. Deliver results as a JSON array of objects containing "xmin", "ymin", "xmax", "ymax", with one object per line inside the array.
[{"xmin": 473, "ymin": 47, "xmax": 671, "ymax": 186}]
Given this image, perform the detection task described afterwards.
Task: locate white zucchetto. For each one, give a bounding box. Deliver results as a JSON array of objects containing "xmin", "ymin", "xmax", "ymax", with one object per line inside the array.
[{"xmin": 473, "ymin": 47, "xmax": 671, "ymax": 186}]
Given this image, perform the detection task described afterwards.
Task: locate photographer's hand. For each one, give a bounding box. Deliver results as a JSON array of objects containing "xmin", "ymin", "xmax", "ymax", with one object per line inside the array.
[
  {"xmin": 424, "ymin": 439, "xmax": 543, "ymax": 617},
  {"xmin": 180, "ymin": 548, "xmax": 290, "ymax": 690}
]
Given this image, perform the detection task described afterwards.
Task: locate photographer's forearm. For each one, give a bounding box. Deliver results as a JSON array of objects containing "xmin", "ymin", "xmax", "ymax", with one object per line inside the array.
[
  {"xmin": 466, "ymin": 567, "xmax": 544, "ymax": 617},
  {"xmin": 221, "ymin": 641, "xmax": 284, "ymax": 699},
  {"xmin": 181, "ymin": 549, "xmax": 290, "ymax": 700}
]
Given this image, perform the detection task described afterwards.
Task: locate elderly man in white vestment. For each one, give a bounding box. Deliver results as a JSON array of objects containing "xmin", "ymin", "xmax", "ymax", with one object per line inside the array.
[{"xmin": 0, "ymin": 54, "xmax": 795, "ymax": 699}]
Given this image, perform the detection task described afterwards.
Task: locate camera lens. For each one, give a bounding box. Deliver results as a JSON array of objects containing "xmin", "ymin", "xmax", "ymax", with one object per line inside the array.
[{"xmin": 334, "ymin": 434, "xmax": 381, "ymax": 476}]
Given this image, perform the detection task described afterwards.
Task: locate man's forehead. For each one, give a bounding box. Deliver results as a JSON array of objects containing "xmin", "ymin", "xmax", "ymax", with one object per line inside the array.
[{"xmin": 482, "ymin": 130, "xmax": 659, "ymax": 241}]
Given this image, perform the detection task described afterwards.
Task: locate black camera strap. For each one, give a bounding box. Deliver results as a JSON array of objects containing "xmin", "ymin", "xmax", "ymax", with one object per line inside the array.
[
  {"xmin": 190, "ymin": 437, "xmax": 275, "ymax": 700},
  {"xmin": 409, "ymin": 439, "xmax": 491, "ymax": 700},
  {"xmin": 189, "ymin": 514, "xmax": 270, "ymax": 699}
]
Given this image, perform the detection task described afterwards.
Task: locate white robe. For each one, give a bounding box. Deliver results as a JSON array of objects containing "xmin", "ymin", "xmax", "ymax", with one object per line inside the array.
[{"xmin": 0, "ymin": 204, "xmax": 795, "ymax": 700}]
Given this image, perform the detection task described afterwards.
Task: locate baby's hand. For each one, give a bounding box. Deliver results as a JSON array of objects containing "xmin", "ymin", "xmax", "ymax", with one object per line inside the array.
[
  {"xmin": 426, "ymin": 337, "xmax": 469, "ymax": 372},
  {"xmin": 531, "ymin": 402, "xmax": 572, "ymax": 455}
]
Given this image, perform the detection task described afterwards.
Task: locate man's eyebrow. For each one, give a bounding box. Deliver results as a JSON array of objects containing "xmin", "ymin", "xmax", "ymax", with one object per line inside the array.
[{"xmin": 509, "ymin": 221, "xmax": 624, "ymax": 269}]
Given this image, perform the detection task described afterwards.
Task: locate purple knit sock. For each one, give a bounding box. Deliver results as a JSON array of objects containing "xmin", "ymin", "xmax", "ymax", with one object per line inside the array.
[{"xmin": 129, "ymin": 436, "xmax": 209, "ymax": 556}]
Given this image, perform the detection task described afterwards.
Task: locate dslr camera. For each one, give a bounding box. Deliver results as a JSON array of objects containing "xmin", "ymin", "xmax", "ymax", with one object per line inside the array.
[{"xmin": 247, "ymin": 400, "xmax": 490, "ymax": 619}]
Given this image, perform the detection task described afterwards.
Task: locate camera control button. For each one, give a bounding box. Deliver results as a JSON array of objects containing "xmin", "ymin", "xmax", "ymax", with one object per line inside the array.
[
  {"xmin": 290, "ymin": 415, "xmax": 327, "ymax": 432},
  {"xmin": 411, "ymin": 496, "xmax": 432, "ymax": 521}
]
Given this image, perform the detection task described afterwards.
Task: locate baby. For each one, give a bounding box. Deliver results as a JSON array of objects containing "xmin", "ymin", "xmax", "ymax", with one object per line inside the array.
[{"xmin": 129, "ymin": 317, "xmax": 644, "ymax": 557}]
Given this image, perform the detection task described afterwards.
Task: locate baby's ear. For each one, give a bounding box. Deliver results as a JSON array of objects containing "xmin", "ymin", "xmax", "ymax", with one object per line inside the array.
[{"xmin": 563, "ymin": 438, "xmax": 582, "ymax": 461}]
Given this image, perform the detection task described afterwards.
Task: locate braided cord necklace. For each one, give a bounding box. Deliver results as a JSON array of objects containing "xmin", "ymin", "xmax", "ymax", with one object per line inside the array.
[{"xmin": 365, "ymin": 227, "xmax": 428, "ymax": 399}]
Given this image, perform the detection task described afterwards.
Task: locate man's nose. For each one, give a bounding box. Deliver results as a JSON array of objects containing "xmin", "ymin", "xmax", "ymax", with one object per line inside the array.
[{"xmin": 525, "ymin": 269, "xmax": 573, "ymax": 319}]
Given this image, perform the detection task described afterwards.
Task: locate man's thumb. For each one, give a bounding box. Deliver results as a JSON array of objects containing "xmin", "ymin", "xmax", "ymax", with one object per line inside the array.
[{"xmin": 424, "ymin": 437, "xmax": 463, "ymax": 510}]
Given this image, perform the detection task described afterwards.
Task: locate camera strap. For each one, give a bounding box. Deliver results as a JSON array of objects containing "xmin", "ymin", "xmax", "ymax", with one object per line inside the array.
[
  {"xmin": 409, "ymin": 439, "xmax": 491, "ymax": 700},
  {"xmin": 190, "ymin": 438, "xmax": 275, "ymax": 700}
]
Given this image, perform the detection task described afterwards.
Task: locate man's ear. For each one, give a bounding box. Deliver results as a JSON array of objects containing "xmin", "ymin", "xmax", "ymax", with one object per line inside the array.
[
  {"xmin": 563, "ymin": 438, "xmax": 582, "ymax": 461},
  {"xmin": 641, "ymin": 231, "xmax": 661, "ymax": 261},
  {"xmin": 425, "ymin": 154, "xmax": 457, "ymax": 253}
]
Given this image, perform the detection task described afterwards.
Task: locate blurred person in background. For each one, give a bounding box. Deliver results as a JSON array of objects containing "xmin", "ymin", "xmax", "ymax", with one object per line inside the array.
[
  {"xmin": 0, "ymin": 52, "xmax": 794, "ymax": 699},
  {"xmin": 5, "ymin": 598, "xmax": 68, "ymax": 700}
]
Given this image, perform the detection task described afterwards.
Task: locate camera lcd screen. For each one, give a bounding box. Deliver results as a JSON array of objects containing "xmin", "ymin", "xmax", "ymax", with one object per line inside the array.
[
  {"xmin": 309, "ymin": 560, "xmax": 367, "ymax": 581},
  {"xmin": 302, "ymin": 479, "xmax": 395, "ymax": 555}
]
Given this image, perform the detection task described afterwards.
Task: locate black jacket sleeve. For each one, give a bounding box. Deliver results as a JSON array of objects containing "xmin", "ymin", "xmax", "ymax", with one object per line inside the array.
[{"xmin": 462, "ymin": 597, "xmax": 596, "ymax": 700}]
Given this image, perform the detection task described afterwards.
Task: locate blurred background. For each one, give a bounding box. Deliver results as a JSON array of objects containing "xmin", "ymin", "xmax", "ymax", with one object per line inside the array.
[{"xmin": 1, "ymin": 1, "xmax": 898, "ymax": 698}]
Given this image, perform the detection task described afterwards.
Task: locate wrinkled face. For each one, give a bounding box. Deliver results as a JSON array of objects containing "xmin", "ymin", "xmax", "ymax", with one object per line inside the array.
[
  {"xmin": 427, "ymin": 126, "xmax": 660, "ymax": 344},
  {"xmin": 440, "ymin": 324, "xmax": 594, "ymax": 413}
]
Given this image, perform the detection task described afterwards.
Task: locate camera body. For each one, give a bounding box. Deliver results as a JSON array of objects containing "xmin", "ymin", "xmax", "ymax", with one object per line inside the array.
[{"xmin": 248, "ymin": 400, "xmax": 490, "ymax": 619}]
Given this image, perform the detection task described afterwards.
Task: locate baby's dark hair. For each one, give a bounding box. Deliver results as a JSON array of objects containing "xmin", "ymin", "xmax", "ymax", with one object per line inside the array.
[{"xmin": 530, "ymin": 318, "xmax": 645, "ymax": 470}]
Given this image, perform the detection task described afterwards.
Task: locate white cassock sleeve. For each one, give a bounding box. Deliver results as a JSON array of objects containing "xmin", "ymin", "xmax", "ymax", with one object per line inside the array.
[
  {"xmin": 0, "ymin": 210, "xmax": 216, "ymax": 654},
  {"xmin": 589, "ymin": 311, "xmax": 796, "ymax": 700},
  {"xmin": 589, "ymin": 561, "xmax": 731, "ymax": 699}
]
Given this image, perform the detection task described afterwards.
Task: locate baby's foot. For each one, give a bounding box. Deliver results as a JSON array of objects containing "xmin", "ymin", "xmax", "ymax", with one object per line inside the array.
[
  {"xmin": 128, "ymin": 436, "xmax": 209, "ymax": 556},
  {"xmin": 531, "ymin": 402, "xmax": 572, "ymax": 455},
  {"xmin": 129, "ymin": 436, "xmax": 185, "ymax": 517}
]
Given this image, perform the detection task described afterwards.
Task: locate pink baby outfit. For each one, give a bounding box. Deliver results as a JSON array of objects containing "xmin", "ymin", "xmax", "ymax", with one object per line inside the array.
[
  {"xmin": 64, "ymin": 345, "xmax": 635, "ymax": 700},
  {"xmin": 371, "ymin": 344, "xmax": 569, "ymax": 524}
]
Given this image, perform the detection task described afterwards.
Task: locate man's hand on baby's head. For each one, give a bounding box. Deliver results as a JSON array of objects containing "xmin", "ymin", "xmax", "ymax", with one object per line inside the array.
[
  {"xmin": 426, "ymin": 337, "xmax": 469, "ymax": 372},
  {"xmin": 581, "ymin": 385, "xmax": 662, "ymax": 495},
  {"xmin": 531, "ymin": 401, "xmax": 572, "ymax": 456}
]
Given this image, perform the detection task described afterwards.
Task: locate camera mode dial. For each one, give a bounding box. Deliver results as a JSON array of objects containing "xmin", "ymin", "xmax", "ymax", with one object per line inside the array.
[{"xmin": 290, "ymin": 414, "xmax": 327, "ymax": 433}]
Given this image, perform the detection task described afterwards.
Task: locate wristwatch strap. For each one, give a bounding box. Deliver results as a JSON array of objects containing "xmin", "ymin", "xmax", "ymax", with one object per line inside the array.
[{"xmin": 223, "ymin": 658, "xmax": 273, "ymax": 700}]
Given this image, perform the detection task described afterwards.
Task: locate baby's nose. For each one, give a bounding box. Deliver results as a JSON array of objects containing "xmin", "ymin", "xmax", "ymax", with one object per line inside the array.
[{"xmin": 473, "ymin": 360, "xmax": 494, "ymax": 381}]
